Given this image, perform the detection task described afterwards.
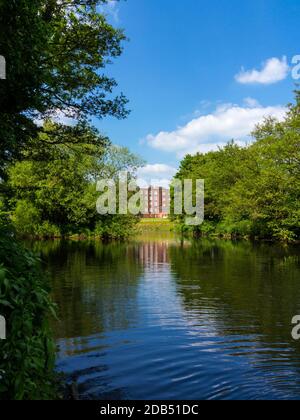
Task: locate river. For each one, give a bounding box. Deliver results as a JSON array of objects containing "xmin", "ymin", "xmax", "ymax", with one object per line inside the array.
[{"xmin": 32, "ymin": 234, "xmax": 300, "ymax": 400}]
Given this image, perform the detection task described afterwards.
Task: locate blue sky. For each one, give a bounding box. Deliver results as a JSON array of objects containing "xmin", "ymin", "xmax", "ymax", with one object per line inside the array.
[{"xmin": 98, "ymin": 0, "xmax": 300, "ymax": 184}]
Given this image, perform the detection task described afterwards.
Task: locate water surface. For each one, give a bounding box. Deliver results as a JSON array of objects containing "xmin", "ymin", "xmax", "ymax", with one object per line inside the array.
[{"xmin": 35, "ymin": 235, "xmax": 300, "ymax": 400}]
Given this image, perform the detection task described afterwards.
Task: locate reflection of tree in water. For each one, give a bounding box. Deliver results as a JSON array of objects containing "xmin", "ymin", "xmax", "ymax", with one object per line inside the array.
[
  {"xmin": 34, "ymin": 237, "xmax": 300, "ymax": 399},
  {"xmin": 41, "ymin": 241, "xmax": 144, "ymax": 342},
  {"xmin": 170, "ymin": 240, "xmax": 300, "ymax": 333},
  {"xmin": 169, "ymin": 239, "xmax": 300, "ymax": 392}
]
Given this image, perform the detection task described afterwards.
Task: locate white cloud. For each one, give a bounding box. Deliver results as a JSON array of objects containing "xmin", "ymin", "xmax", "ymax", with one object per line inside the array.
[
  {"xmin": 146, "ymin": 102, "xmax": 287, "ymax": 157},
  {"xmin": 138, "ymin": 164, "xmax": 177, "ymax": 177},
  {"xmin": 137, "ymin": 164, "xmax": 177, "ymax": 188},
  {"xmin": 235, "ymin": 57, "xmax": 289, "ymax": 85},
  {"xmin": 50, "ymin": 109, "xmax": 76, "ymax": 125},
  {"xmin": 100, "ymin": 0, "xmax": 120, "ymax": 22},
  {"xmin": 243, "ymin": 97, "xmax": 261, "ymax": 108},
  {"xmin": 137, "ymin": 178, "xmax": 173, "ymax": 189},
  {"xmin": 34, "ymin": 109, "xmax": 76, "ymax": 127}
]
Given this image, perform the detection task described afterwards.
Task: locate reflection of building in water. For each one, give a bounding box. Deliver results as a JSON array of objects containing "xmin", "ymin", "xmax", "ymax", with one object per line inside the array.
[{"xmin": 138, "ymin": 242, "xmax": 169, "ymax": 265}]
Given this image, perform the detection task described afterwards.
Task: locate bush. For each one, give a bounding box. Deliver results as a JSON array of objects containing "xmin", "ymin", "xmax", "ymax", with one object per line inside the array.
[
  {"xmin": 35, "ymin": 221, "xmax": 61, "ymax": 239},
  {"xmin": 199, "ymin": 221, "xmax": 217, "ymax": 235},
  {"xmin": 0, "ymin": 216, "xmax": 58, "ymax": 400},
  {"xmin": 95, "ymin": 215, "xmax": 139, "ymax": 240},
  {"xmin": 11, "ymin": 200, "xmax": 41, "ymax": 236},
  {"xmin": 11, "ymin": 200, "xmax": 61, "ymax": 238},
  {"xmin": 215, "ymin": 219, "xmax": 252, "ymax": 238}
]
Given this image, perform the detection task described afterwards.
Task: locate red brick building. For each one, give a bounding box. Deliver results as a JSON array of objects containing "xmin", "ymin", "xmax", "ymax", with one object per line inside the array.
[{"xmin": 141, "ymin": 187, "xmax": 170, "ymax": 218}]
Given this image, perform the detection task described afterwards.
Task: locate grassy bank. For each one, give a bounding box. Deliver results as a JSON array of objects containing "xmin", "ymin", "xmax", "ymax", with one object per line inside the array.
[{"xmin": 138, "ymin": 218, "xmax": 175, "ymax": 233}]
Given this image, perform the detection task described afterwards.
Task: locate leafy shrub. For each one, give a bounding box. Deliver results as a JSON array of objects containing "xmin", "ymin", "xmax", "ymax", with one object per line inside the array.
[
  {"xmin": 11, "ymin": 200, "xmax": 41, "ymax": 236},
  {"xmin": 215, "ymin": 220, "xmax": 253, "ymax": 237},
  {"xmin": 199, "ymin": 221, "xmax": 217, "ymax": 235},
  {"xmin": 95, "ymin": 215, "xmax": 139, "ymax": 240},
  {"xmin": 0, "ymin": 216, "xmax": 58, "ymax": 400},
  {"xmin": 35, "ymin": 221, "xmax": 61, "ymax": 239}
]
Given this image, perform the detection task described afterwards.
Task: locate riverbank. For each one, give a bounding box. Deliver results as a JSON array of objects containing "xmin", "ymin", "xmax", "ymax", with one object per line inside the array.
[
  {"xmin": 0, "ymin": 220, "xmax": 60, "ymax": 400},
  {"xmin": 18, "ymin": 219, "xmax": 175, "ymax": 240},
  {"xmin": 138, "ymin": 219, "xmax": 175, "ymax": 233}
]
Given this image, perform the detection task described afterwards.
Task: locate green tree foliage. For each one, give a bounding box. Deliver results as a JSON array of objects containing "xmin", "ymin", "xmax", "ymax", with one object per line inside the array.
[
  {"xmin": 0, "ymin": 0, "xmax": 128, "ymax": 177},
  {"xmin": 0, "ymin": 217, "xmax": 58, "ymax": 400},
  {"xmin": 0, "ymin": 0, "xmax": 132, "ymax": 400},
  {"xmin": 7, "ymin": 123, "xmax": 144, "ymax": 238},
  {"xmin": 175, "ymin": 92, "xmax": 300, "ymax": 242}
]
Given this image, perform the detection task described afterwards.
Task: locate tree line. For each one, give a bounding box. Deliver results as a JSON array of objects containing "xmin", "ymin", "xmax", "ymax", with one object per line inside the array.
[
  {"xmin": 0, "ymin": 0, "xmax": 142, "ymax": 241},
  {"xmin": 174, "ymin": 92, "xmax": 300, "ymax": 242},
  {"xmin": 4, "ymin": 122, "xmax": 143, "ymax": 239},
  {"xmin": 0, "ymin": 0, "xmax": 137, "ymax": 400}
]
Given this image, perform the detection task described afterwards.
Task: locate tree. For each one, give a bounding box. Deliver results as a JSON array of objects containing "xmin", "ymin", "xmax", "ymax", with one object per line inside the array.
[
  {"xmin": 174, "ymin": 91, "xmax": 300, "ymax": 242},
  {"xmin": 174, "ymin": 142, "xmax": 248, "ymax": 232},
  {"xmin": 228, "ymin": 94, "xmax": 300, "ymax": 241},
  {"xmin": 7, "ymin": 123, "xmax": 144, "ymax": 238},
  {"xmin": 0, "ymin": 0, "xmax": 133, "ymax": 399},
  {"xmin": 0, "ymin": 0, "xmax": 128, "ymax": 177}
]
